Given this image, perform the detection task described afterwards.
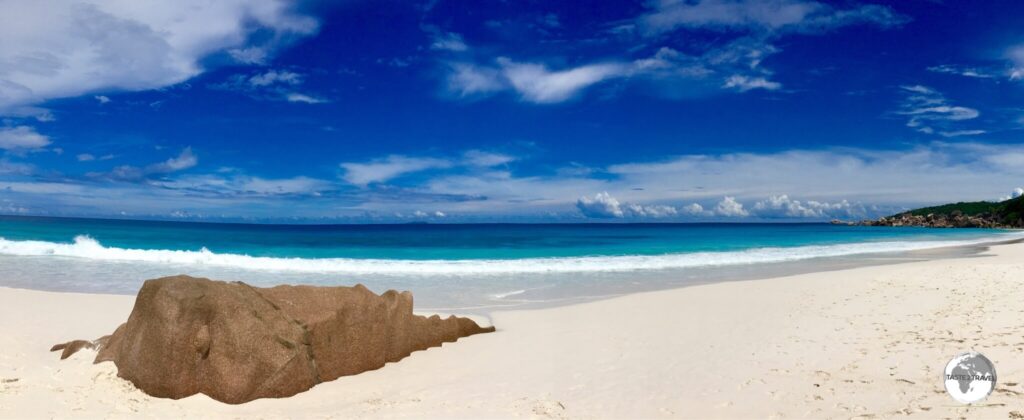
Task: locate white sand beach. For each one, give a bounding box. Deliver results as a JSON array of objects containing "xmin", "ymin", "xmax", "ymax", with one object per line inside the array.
[{"xmin": 2, "ymin": 242, "xmax": 1023, "ymax": 418}]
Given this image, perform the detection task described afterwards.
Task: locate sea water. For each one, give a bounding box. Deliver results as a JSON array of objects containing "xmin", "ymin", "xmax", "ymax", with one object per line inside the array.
[{"xmin": 0, "ymin": 216, "xmax": 1019, "ymax": 313}]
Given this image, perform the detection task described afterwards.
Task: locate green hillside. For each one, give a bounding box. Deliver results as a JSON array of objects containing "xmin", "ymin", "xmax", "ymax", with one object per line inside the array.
[{"xmin": 903, "ymin": 195, "xmax": 1024, "ymax": 226}]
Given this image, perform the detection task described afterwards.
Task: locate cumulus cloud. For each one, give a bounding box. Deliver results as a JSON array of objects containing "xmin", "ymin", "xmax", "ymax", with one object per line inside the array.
[
  {"xmin": 406, "ymin": 210, "xmax": 448, "ymax": 218},
  {"xmin": 714, "ymin": 196, "xmax": 749, "ymax": 217},
  {"xmin": 341, "ymin": 155, "xmax": 452, "ymax": 186},
  {"xmin": 577, "ymin": 192, "xmax": 717, "ymax": 219},
  {"xmin": 0, "ymin": 1, "xmax": 318, "ymax": 114},
  {"xmin": 625, "ymin": 203, "xmax": 678, "ymax": 218},
  {"xmin": 681, "ymin": 203, "xmax": 708, "ymax": 216},
  {"xmin": 751, "ymin": 194, "xmax": 861, "ymax": 218},
  {"xmin": 1000, "ymin": 187, "xmax": 1024, "ymax": 201},
  {"xmin": 94, "ymin": 95, "xmax": 111, "ymax": 104},
  {"xmin": 577, "ymin": 192, "xmax": 625, "ymax": 218},
  {"xmin": 12, "ymin": 140, "xmax": 1024, "ymax": 220},
  {"xmin": 898, "ymin": 85, "xmax": 983, "ymax": 137},
  {"xmin": 576, "ymin": 192, "xmax": 683, "ymax": 218},
  {"xmin": 0, "ymin": 126, "xmax": 51, "ymax": 151}
]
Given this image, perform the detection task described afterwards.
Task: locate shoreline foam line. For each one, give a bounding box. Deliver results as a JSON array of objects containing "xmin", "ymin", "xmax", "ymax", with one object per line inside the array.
[{"xmin": 0, "ymin": 232, "xmax": 1021, "ymax": 275}]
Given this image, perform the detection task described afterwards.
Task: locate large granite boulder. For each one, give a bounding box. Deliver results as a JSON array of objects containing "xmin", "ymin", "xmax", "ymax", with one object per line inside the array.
[{"xmin": 54, "ymin": 275, "xmax": 494, "ymax": 404}]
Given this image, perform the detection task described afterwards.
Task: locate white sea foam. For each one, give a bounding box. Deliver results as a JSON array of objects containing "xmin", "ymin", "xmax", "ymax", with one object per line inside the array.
[
  {"xmin": 0, "ymin": 233, "xmax": 1020, "ymax": 276},
  {"xmin": 491, "ymin": 289, "xmax": 527, "ymax": 299}
]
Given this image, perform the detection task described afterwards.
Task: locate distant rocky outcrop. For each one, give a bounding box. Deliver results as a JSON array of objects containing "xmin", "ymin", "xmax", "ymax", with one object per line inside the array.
[
  {"xmin": 52, "ymin": 275, "xmax": 494, "ymax": 404},
  {"xmin": 854, "ymin": 210, "xmax": 1007, "ymax": 228},
  {"xmin": 840, "ymin": 196, "xmax": 1024, "ymax": 229}
]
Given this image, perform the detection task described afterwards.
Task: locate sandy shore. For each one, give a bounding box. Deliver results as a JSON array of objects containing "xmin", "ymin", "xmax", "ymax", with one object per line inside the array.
[{"xmin": 3, "ymin": 243, "xmax": 1024, "ymax": 418}]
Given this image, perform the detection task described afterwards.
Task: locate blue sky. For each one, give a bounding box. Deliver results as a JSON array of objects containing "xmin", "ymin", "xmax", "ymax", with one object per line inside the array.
[{"xmin": 1, "ymin": 0, "xmax": 1024, "ymax": 222}]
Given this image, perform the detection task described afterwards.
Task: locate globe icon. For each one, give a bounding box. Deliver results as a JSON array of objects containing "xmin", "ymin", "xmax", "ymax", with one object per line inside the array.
[{"xmin": 943, "ymin": 351, "xmax": 996, "ymax": 404}]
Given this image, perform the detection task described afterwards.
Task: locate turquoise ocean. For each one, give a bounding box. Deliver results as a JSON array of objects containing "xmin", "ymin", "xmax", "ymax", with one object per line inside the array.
[{"xmin": 0, "ymin": 216, "xmax": 1020, "ymax": 313}]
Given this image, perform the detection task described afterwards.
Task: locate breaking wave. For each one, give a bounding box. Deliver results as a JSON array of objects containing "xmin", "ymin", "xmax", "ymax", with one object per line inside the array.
[{"xmin": 0, "ymin": 233, "xmax": 1019, "ymax": 276}]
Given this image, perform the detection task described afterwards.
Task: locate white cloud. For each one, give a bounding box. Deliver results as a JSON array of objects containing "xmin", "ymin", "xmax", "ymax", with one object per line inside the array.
[
  {"xmin": 576, "ymin": 192, "xmax": 689, "ymax": 219},
  {"xmin": 431, "ymin": 32, "xmax": 469, "ymax": 52},
  {"xmin": 938, "ymin": 130, "xmax": 986, "ymax": 138},
  {"xmin": 12, "ymin": 141, "xmax": 1024, "ymax": 220},
  {"xmin": 77, "ymin": 153, "xmax": 114, "ymax": 162},
  {"xmin": 637, "ymin": 0, "xmax": 905, "ymax": 36},
  {"xmin": 249, "ymin": 70, "xmax": 302, "ymax": 87},
  {"xmin": 228, "ymin": 47, "xmax": 269, "ymax": 65},
  {"xmin": 0, "ymin": 1, "xmax": 318, "ymax": 114},
  {"xmin": 681, "ymin": 203, "xmax": 708, "ymax": 216},
  {"xmin": 430, "ymin": 0, "xmax": 900, "ymax": 104},
  {"xmin": 94, "ymin": 95, "xmax": 111, "ymax": 104},
  {"xmin": 95, "ymin": 147, "xmax": 196, "ymax": 181},
  {"xmin": 1009, "ymin": 45, "xmax": 1024, "ymax": 80},
  {"xmin": 462, "ymin": 150, "xmax": 516, "ymax": 167},
  {"xmin": 441, "ymin": 23, "xmax": 793, "ymax": 102},
  {"xmin": 407, "ymin": 210, "xmax": 448, "ymax": 218},
  {"xmin": 0, "ymin": 126, "xmax": 50, "ymax": 151},
  {"xmin": 625, "ymin": 203, "xmax": 678, "ymax": 218},
  {"xmin": 723, "ymin": 75, "xmax": 781, "ymax": 92},
  {"xmin": 927, "ymin": 65, "xmax": 998, "ymax": 79},
  {"xmin": 751, "ymin": 194, "xmax": 860, "ymax": 218},
  {"xmin": 399, "ymin": 142, "xmax": 1024, "ymax": 218},
  {"xmin": 341, "ymin": 155, "xmax": 452, "ymax": 186},
  {"xmin": 1002, "ymin": 187, "xmax": 1024, "ymax": 201},
  {"xmin": 149, "ymin": 147, "xmax": 198, "ymax": 172},
  {"xmin": 714, "ymin": 196, "xmax": 749, "ymax": 217},
  {"xmin": 0, "ymin": 159, "xmax": 34, "ymax": 175},
  {"xmin": 898, "ymin": 85, "xmax": 981, "ymax": 136},
  {"xmin": 156, "ymin": 174, "xmax": 331, "ymax": 197},
  {"xmin": 446, "ymin": 63, "xmax": 505, "ymax": 97},
  {"xmin": 576, "ymin": 192, "xmax": 625, "ymax": 218},
  {"xmin": 446, "ymin": 58, "xmax": 635, "ymax": 103},
  {"xmin": 214, "ymin": 69, "xmax": 325, "ymax": 103},
  {"xmin": 498, "ymin": 58, "xmax": 630, "ymax": 103},
  {"xmin": 285, "ymin": 93, "xmax": 327, "ymax": 104}
]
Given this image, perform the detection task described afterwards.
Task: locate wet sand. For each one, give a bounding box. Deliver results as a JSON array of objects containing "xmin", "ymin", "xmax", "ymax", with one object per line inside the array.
[{"xmin": 2, "ymin": 242, "xmax": 1024, "ymax": 418}]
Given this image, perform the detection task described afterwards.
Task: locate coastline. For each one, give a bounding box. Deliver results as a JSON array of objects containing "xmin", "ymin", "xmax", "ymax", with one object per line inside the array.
[
  {"xmin": 3, "ymin": 241, "xmax": 1024, "ymax": 417},
  {"xmin": 0, "ymin": 228, "xmax": 1020, "ymax": 315}
]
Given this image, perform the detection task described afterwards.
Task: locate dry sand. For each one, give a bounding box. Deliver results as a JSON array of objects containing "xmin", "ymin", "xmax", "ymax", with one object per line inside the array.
[{"xmin": 2, "ymin": 242, "xmax": 1024, "ymax": 418}]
